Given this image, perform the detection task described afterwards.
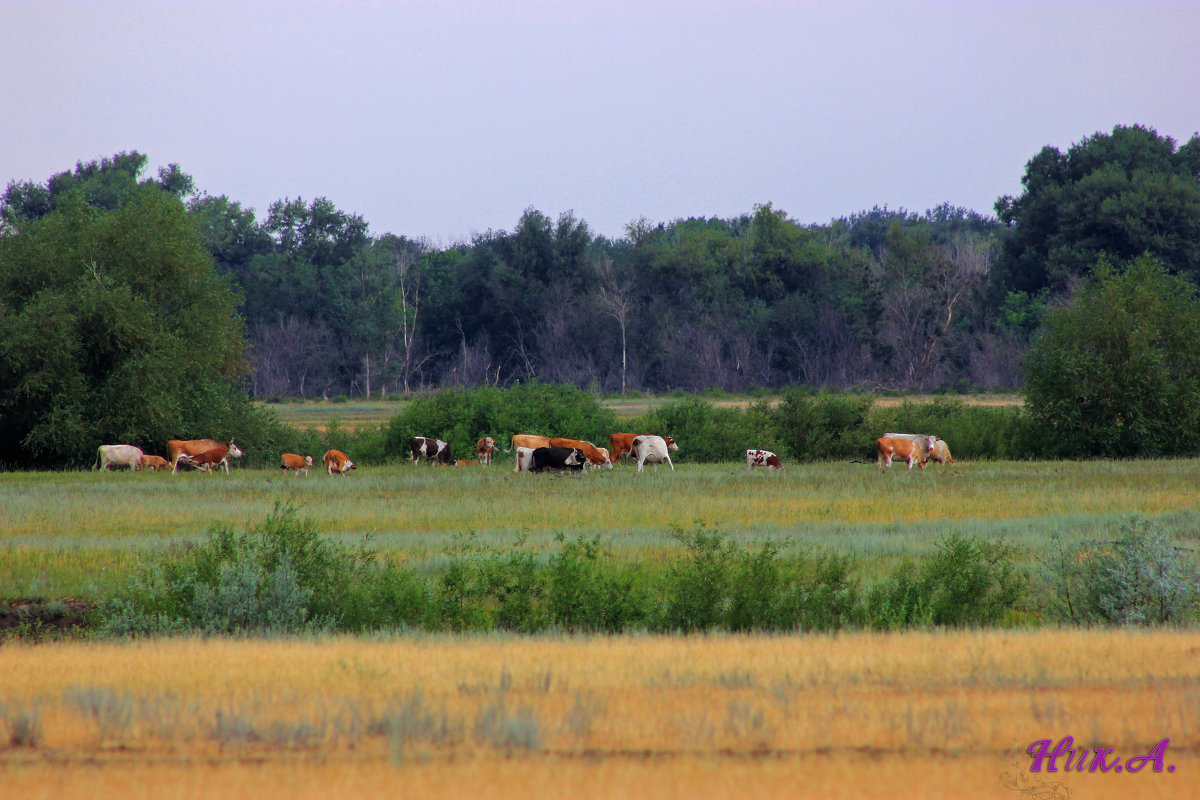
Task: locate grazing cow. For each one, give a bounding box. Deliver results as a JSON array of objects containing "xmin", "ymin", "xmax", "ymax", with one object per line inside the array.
[
  {"xmin": 168, "ymin": 439, "xmax": 243, "ymax": 473},
  {"xmin": 631, "ymin": 435, "xmax": 678, "ymax": 473},
  {"xmin": 745, "ymin": 449, "xmax": 783, "ymax": 470},
  {"xmin": 509, "ymin": 434, "xmax": 552, "ymax": 452},
  {"xmin": 409, "ymin": 436, "xmax": 453, "ymax": 465},
  {"xmin": 513, "ymin": 446, "xmax": 536, "ymax": 473},
  {"xmin": 883, "ymin": 433, "xmax": 938, "ymax": 461},
  {"xmin": 324, "ymin": 449, "xmax": 356, "ymax": 476},
  {"xmin": 175, "ymin": 446, "xmax": 232, "ymax": 474},
  {"xmin": 139, "ymin": 454, "xmax": 170, "ymax": 472},
  {"xmin": 876, "ymin": 436, "xmax": 927, "ymax": 470},
  {"xmin": 528, "ymin": 446, "xmax": 586, "ymax": 473},
  {"xmin": 929, "ymin": 438, "xmax": 954, "ymax": 465},
  {"xmin": 475, "ymin": 437, "xmax": 496, "ymax": 466},
  {"xmin": 93, "ymin": 444, "xmax": 144, "ymax": 471},
  {"xmin": 608, "ymin": 433, "xmax": 639, "ymax": 465},
  {"xmin": 549, "ymin": 437, "xmax": 613, "ymax": 470},
  {"xmin": 280, "ymin": 453, "xmax": 314, "ymax": 476}
]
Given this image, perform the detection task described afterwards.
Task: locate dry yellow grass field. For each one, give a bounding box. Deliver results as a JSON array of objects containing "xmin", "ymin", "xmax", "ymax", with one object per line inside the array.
[{"xmin": 2, "ymin": 630, "xmax": 1196, "ymax": 798}]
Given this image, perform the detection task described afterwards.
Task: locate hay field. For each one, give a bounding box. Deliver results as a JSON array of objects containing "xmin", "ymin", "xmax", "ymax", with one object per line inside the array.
[
  {"xmin": 3, "ymin": 459, "xmax": 1200, "ymax": 598},
  {"xmin": 1, "ymin": 630, "xmax": 1196, "ymax": 799}
]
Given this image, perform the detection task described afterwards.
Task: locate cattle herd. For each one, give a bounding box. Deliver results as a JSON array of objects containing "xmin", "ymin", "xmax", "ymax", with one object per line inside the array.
[{"xmin": 90, "ymin": 431, "xmax": 954, "ymax": 475}]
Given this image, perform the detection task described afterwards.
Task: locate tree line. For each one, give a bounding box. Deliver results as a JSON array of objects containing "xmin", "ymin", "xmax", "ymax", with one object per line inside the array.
[{"xmin": 3, "ymin": 124, "xmax": 1200, "ymax": 464}]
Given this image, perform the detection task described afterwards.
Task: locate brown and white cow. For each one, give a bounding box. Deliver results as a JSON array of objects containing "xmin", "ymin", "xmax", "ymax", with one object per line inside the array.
[
  {"xmin": 323, "ymin": 449, "xmax": 356, "ymax": 476},
  {"xmin": 168, "ymin": 439, "xmax": 243, "ymax": 473},
  {"xmin": 409, "ymin": 436, "xmax": 453, "ymax": 465},
  {"xmin": 94, "ymin": 444, "xmax": 144, "ymax": 471},
  {"xmin": 876, "ymin": 436, "xmax": 927, "ymax": 470},
  {"xmin": 549, "ymin": 437, "xmax": 613, "ymax": 470},
  {"xmin": 631, "ymin": 435, "xmax": 678, "ymax": 473},
  {"xmin": 280, "ymin": 453, "xmax": 314, "ymax": 476},
  {"xmin": 139, "ymin": 454, "xmax": 170, "ymax": 472},
  {"xmin": 175, "ymin": 446, "xmax": 233, "ymax": 474},
  {"xmin": 509, "ymin": 434, "xmax": 552, "ymax": 452},
  {"xmin": 513, "ymin": 446, "xmax": 536, "ymax": 473},
  {"xmin": 475, "ymin": 437, "xmax": 496, "ymax": 466},
  {"xmin": 745, "ymin": 449, "xmax": 783, "ymax": 470}
]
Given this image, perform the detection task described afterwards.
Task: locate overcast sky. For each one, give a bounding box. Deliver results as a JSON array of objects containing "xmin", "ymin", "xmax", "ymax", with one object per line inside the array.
[{"xmin": 3, "ymin": 1, "xmax": 1198, "ymax": 243}]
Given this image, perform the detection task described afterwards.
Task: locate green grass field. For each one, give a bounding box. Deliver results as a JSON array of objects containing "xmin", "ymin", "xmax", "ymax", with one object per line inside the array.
[{"xmin": 2, "ymin": 458, "xmax": 1197, "ymax": 600}]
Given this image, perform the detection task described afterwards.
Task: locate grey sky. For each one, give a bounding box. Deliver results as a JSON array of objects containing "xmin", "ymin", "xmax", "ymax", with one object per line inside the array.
[{"xmin": 3, "ymin": 1, "xmax": 1198, "ymax": 243}]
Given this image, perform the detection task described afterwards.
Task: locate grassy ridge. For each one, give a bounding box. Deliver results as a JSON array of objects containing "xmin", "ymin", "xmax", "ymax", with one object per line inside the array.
[{"xmin": 3, "ymin": 459, "xmax": 1199, "ymax": 600}]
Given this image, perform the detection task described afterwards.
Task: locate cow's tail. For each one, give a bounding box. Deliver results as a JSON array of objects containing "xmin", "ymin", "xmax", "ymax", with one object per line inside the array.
[{"xmin": 92, "ymin": 448, "xmax": 101, "ymax": 471}]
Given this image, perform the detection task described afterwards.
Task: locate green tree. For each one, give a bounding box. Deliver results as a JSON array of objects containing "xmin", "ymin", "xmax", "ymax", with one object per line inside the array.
[
  {"xmin": 1023, "ymin": 255, "xmax": 1200, "ymax": 456},
  {"xmin": 0, "ymin": 171, "xmax": 253, "ymax": 466},
  {"xmin": 995, "ymin": 125, "xmax": 1200, "ymax": 295}
]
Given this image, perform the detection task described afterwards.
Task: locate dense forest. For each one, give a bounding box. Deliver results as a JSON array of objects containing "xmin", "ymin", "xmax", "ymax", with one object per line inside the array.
[{"xmin": 3, "ymin": 124, "xmax": 1199, "ymax": 406}]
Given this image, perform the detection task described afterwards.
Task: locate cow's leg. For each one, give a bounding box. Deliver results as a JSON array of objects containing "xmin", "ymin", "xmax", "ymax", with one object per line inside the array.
[{"xmin": 665, "ymin": 456, "xmax": 674, "ymax": 472}]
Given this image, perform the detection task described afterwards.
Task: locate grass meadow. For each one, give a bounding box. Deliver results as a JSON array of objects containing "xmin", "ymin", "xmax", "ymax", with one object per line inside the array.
[
  {"xmin": 1, "ymin": 630, "xmax": 1197, "ymax": 798},
  {"xmin": 2, "ymin": 454, "xmax": 1198, "ymax": 797},
  {"xmin": 2, "ymin": 458, "xmax": 1199, "ymax": 599}
]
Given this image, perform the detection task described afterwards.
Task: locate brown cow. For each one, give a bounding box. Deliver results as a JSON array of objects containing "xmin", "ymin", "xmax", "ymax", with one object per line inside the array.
[
  {"xmin": 876, "ymin": 436, "xmax": 927, "ymax": 471},
  {"xmin": 280, "ymin": 453, "xmax": 314, "ymax": 476},
  {"xmin": 509, "ymin": 434, "xmax": 552, "ymax": 452},
  {"xmin": 323, "ymin": 449, "xmax": 356, "ymax": 476},
  {"xmin": 475, "ymin": 437, "xmax": 496, "ymax": 466},
  {"xmin": 175, "ymin": 446, "xmax": 233, "ymax": 474},
  {"xmin": 929, "ymin": 438, "xmax": 955, "ymax": 465},
  {"xmin": 549, "ymin": 438, "xmax": 613, "ymax": 470},
  {"xmin": 139, "ymin": 454, "xmax": 170, "ymax": 472},
  {"xmin": 168, "ymin": 439, "xmax": 243, "ymax": 473},
  {"xmin": 455, "ymin": 459, "xmax": 480, "ymax": 467}
]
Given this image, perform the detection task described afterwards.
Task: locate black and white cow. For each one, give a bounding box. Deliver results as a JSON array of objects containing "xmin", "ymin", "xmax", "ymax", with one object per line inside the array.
[
  {"xmin": 409, "ymin": 436, "xmax": 454, "ymax": 465},
  {"xmin": 528, "ymin": 446, "xmax": 586, "ymax": 473}
]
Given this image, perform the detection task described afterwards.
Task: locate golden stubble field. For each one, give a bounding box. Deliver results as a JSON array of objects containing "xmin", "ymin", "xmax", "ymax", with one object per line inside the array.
[{"xmin": 1, "ymin": 630, "xmax": 1197, "ymax": 799}]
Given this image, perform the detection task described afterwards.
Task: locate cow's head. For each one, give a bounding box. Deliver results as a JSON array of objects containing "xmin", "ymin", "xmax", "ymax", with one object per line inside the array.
[
  {"xmin": 664, "ymin": 436, "xmax": 679, "ymax": 451},
  {"xmin": 304, "ymin": 455, "xmax": 314, "ymax": 468},
  {"xmin": 227, "ymin": 441, "xmax": 244, "ymax": 458},
  {"xmin": 342, "ymin": 459, "xmax": 357, "ymax": 472},
  {"xmin": 565, "ymin": 448, "xmax": 585, "ymax": 466}
]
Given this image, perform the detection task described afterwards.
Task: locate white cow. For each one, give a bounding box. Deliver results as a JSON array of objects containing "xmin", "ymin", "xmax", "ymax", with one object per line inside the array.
[
  {"xmin": 512, "ymin": 446, "xmax": 536, "ymax": 473},
  {"xmin": 631, "ymin": 434, "xmax": 678, "ymax": 473},
  {"xmin": 93, "ymin": 444, "xmax": 144, "ymax": 471}
]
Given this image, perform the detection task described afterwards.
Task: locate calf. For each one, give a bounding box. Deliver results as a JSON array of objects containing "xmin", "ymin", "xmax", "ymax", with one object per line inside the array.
[
  {"xmin": 529, "ymin": 446, "xmax": 586, "ymax": 473},
  {"xmin": 549, "ymin": 437, "xmax": 613, "ymax": 470},
  {"xmin": 139, "ymin": 454, "xmax": 170, "ymax": 472},
  {"xmin": 455, "ymin": 459, "xmax": 480, "ymax": 467},
  {"xmin": 745, "ymin": 449, "xmax": 783, "ymax": 470},
  {"xmin": 324, "ymin": 449, "xmax": 356, "ymax": 476},
  {"xmin": 280, "ymin": 453, "xmax": 314, "ymax": 476},
  {"xmin": 475, "ymin": 437, "xmax": 496, "ymax": 465},
  {"xmin": 94, "ymin": 444, "xmax": 144, "ymax": 471},
  {"xmin": 876, "ymin": 436, "xmax": 927, "ymax": 470},
  {"xmin": 409, "ymin": 436, "xmax": 453, "ymax": 465},
  {"xmin": 632, "ymin": 435, "xmax": 678, "ymax": 473}
]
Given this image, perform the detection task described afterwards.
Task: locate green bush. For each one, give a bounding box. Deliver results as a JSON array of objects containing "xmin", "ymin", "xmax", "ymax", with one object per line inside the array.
[
  {"xmin": 1043, "ymin": 518, "xmax": 1200, "ymax": 625},
  {"xmin": 630, "ymin": 399, "xmax": 754, "ymax": 462},
  {"xmin": 867, "ymin": 533, "xmax": 1025, "ymax": 628},
  {"xmin": 383, "ymin": 382, "xmax": 616, "ymax": 463}
]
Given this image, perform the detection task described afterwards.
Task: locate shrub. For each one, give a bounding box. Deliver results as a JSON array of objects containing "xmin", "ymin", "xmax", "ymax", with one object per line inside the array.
[
  {"xmin": 867, "ymin": 533, "xmax": 1025, "ymax": 628},
  {"xmin": 1044, "ymin": 518, "xmax": 1200, "ymax": 625}
]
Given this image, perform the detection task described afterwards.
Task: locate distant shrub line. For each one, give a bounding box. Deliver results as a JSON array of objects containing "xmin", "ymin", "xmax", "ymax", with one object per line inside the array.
[{"xmin": 89, "ymin": 504, "xmax": 1200, "ymax": 639}]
